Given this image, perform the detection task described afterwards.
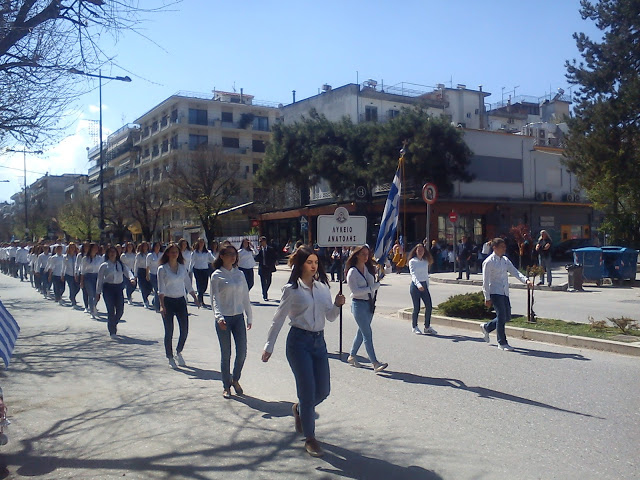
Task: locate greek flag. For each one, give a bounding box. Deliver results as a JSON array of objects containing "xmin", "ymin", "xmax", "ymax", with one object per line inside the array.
[
  {"xmin": 373, "ymin": 166, "xmax": 402, "ymax": 264},
  {"xmin": 0, "ymin": 300, "xmax": 20, "ymax": 369}
]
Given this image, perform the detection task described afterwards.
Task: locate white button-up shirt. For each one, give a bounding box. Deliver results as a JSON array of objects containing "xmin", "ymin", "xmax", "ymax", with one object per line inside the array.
[
  {"xmin": 482, "ymin": 252, "xmax": 528, "ymax": 300},
  {"xmin": 346, "ymin": 266, "xmax": 379, "ymax": 300},
  {"xmin": 409, "ymin": 257, "xmax": 430, "ymax": 289},
  {"xmin": 37, "ymin": 252, "xmax": 50, "ymax": 270},
  {"xmin": 62, "ymin": 253, "xmax": 76, "ymax": 277},
  {"xmin": 96, "ymin": 260, "xmax": 134, "ymax": 295},
  {"xmin": 264, "ymin": 279, "xmax": 339, "ymax": 353},
  {"xmin": 16, "ymin": 247, "xmax": 29, "ymax": 263},
  {"xmin": 237, "ymin": 247, "xmax": 257, "ymax": 269},
  {"xmin": 146, "ymin": 252, "xmax": 161, "ymax": 275},
  {"xmin": 82, "ymin": 255, "xmax": 104, "ymax": 275},
  {"xmin": 157, "ymin": 263, "xmax": 194, "ymax": 299},
  {"xmin": 47, "ymin": 254, "xmax": 65, "ymax": 276},
  {"xmin": 190, "ymin": 250, "xmax": 214, "ymax": 270},
  {"xmin": 120, "ymin": 252, "xmax": 136, "ymax": 273},
  {"xmin": 210, "ymin": 266, "xmax": 252, "ymax": 324}
]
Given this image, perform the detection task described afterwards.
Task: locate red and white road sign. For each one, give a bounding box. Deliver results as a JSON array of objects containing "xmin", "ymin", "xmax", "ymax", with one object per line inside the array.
[{"xmin": 449, "ymin": 211, "xmax": 458, "ymax": 223}]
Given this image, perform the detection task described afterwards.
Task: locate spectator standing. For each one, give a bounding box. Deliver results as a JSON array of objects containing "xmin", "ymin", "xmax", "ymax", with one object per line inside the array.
[
  {"xmin": 408, "ymin": 243, "xmax": 436, "ymax": 335},
  {"xmin": 261, "ymin": 246, "xmax": 345, "ymax": 457},
  {"xmin": 456, "ymin": 236, "xmax": 472, "ymax": 280},
  {"xmin": 480, "ymin": 238, "xmax": 531, "ymax": 350},
  {"xmin": 535, "ymin": 230, "xmax": 553, "ymax": 286}
]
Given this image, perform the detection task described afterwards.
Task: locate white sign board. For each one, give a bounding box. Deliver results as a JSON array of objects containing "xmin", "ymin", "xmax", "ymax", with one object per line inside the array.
[{"xmin": 316, "ymin": 207, "xmax": 367, "ymax": 247}]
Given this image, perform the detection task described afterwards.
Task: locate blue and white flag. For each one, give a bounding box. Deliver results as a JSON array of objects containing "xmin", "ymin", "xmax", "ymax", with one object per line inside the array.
[
  {"xmin": 0, "ymin": 300, "xmax": 20, "ymax": 369},
  {"xmin": 373, "ymin": 165, "xmax": 402, "ymax": 264}
]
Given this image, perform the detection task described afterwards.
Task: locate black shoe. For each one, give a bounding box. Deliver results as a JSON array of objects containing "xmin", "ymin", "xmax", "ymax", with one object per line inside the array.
[{"xmin": 537, "ymin": 282, "xmax": 544, "ymax": 286}]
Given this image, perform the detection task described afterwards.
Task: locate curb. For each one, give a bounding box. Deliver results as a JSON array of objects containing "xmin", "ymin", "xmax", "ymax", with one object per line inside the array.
[
  {"xmin": 397, "ymin": 309, "xmax": 640, "ymax": 357},
  {"xmin": 429, "ymin": 276, "xmax": 568, "ymax": 291}
]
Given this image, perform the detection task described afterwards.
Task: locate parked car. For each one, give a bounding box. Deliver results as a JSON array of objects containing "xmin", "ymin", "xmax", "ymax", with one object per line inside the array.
[{"xmin": 552, "ymin": 238, "xmax": 595, "ymax": 261}]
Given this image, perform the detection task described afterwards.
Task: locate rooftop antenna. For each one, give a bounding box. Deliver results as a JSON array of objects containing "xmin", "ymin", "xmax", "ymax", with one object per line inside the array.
[{"xmin": 232, "ymin": 81, "xmax": 236, "ymax": 93}]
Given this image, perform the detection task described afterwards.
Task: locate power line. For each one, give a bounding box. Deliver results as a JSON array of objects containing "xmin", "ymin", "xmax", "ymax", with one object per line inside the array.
[{"xmin": 0, "ymin": 165, "xmax": 47, "ymax": 175}]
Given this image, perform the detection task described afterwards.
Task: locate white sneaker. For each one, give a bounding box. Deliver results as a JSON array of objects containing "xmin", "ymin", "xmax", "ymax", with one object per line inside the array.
[
  {"xmin": 480, "ymin": 323, "xmax": 490, "ymax": 343},
  {"xmin": 83, "ymin": 308, "xmax": 89, "ymax": 314},
  {"xmin": 412, "ymin": 327, "xmax": 422, "ymax": 335},
  {"xmin": 175, "ymin": 352, "xmax": 186, "ymax": 367},
  {"xmin": 498, "ymin": 343, "xmax": 515, "ymax": 351},
  {"xmin": 168, "ymin": 357, "xmax": 177, "ymax": 369},
  {"xmin": 110, "ymin": 334, "xmax": 117, "ymax": 339},
  {"xmin": 424, "ymin": 326, "xmax": 438, "ymax": 335}
]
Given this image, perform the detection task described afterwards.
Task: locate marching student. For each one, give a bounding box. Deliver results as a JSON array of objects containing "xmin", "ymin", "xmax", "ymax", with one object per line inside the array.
[
  {"xmin": 237, "ymin": 238, "xmax": 257, "ymax": 291},
  {"xmin": 135, "ymin": 242, "xmax": 152, "ymax": 308},
  {"xmin": 37, "ymin": 244, "xmax": 51, "ymax": 296},
  {"xmin": 210, "ymin": 244, "xmax": 252, "ymax": 398},
  {"xmin": 96, "ymin": 246, "xmax": 136, "ymax": 338},
  {"xmin": 480, "ymin": 238, "xmax": 531, "ymax": 351},
  {"xmin": 158, "ymin": 243, "xmax": 200, "ymax": 368},
  {"xmin": 80, "ymin": 243, "xmax": 103, "ymax": 319},
  {"xmin": 345, "ymin": 245, "xmax": 388, "ymax": 372},
  {"xmin": 120, "ymin": 242, "xmax": 137, "ymax": 305},
  {"xmin": 408, "ymin": 243, "xmax": 436, "ymax": 335},
  {"xmin": 190, "ymin": 238, "xmax": 214, "ymax": 306},
  {"xmin": 62, "ymin": 243, "xmax": 80, "ymax": 307},
  {"xmin": 146, "ymin": 242, "xmax": 163, "ymax": 312},
  {"xmin": 47, "ymin": 244, "xmax": 66, "ymax": 304},
  {"xmin": 262, "ymin": 246, "xmax": 345, "ymax": 458},
  {"xmin": 77, "ymin": 242, "xmax": 91, "ymax": 313}
]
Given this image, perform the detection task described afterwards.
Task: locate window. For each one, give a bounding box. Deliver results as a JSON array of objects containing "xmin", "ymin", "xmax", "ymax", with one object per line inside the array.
[
  {"xmin": 161, "ymin": 139, "xmax": 168, "ymax": 153},
  {"xmin": 388, "ymin": 109, "xmax": 400, "ymax": 119},
  {"xmin": 151, "ymin": 120, "xmax": 158, "ymax": 133},
  {"xmin": 539, "ymin": 130, "xmax": 545, "ymax": 138},
  {"xmin": 221, "ymin": 111, "xmax": 233, "ymax": 123},
  {"xmin": 153, "ymin": 167, "xmax": 160, "ymax": 180},
  {"xmin": 170, "ymin": 135, "xmax": 179, "ymax": 150},
  {"xmin": 507, "ymin": 117, "xmax": 515, "ymax": 124},
  {"xmin": 143, "ymin": 126, "xmax": 149, "ymax": 138},
  {"xmin": 188, "ymin": 108, "xmax": 208, "ymax": 125},
  {"xmin": 170, "ymin": 109, "xmax": 178, "ymax": 122},
  {"xmin": 152, "ymin": 144, "xmax": 159, "ymax": 157},
  {"xmin": 253, "ymin": 163, "xmax": 260, "ymax": 174},
  {"xmin": 365, "ymin": 106, "xmax": 378, "ymax": 122},
  {"xmin": 222, "ymin": 137, "xmax": 240, "ymax": 148},
  {"xmin": 188, "ymin": 134, "xmax": 208, "ymax": 150},
  {"xmin": 252, "ymin": 139, "xmax": 266, "ymax": 153},
  {"xmin": 253, "ymin": 116, "xmax": 269, "ymax": 131},
  {"xmin": 160, "ymin": 115, "xmax": 168, "ymax": 128},
  {"xmin": 143, "ymin": 170, "xmax": 150, "ymax": 181},
  {"xmin": 143, "ymin": 147, "xmax": 150, "ymax": 158},
  {"xmin": 466, "ymin": 112, "xmax": 472, "ymax": 119}
]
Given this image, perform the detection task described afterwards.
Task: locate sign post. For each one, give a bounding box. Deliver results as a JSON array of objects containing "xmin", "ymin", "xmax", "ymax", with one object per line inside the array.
[
  {"xmin": 422, "ymin": 183, "xmax": 437, "ymax": 246},
  {"xmin": 316, "ymin": 207, "xmax": 367, "ymax": 360},
  {"xmin": 449, "ymin": 210, "xmax": 458, "ymax": 275}
]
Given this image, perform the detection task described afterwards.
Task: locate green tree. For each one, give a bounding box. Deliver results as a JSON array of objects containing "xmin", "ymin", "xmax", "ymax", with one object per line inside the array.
[
  {"xmin": 57, "ymin": 193, "xmax": 99, "ymax": 242},
  {"xmin": 256, "ymin": 108, "xmax": 472, "ymax": 200},
  {"xmin": 564, "ymin": 0, "xmax": 640, "ymax": 246}
]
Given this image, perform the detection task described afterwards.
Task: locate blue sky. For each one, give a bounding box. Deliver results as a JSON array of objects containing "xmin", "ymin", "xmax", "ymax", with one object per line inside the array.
[{"xmin": 0, "ymin": 0, "xmax": 601, "ymax": 202}]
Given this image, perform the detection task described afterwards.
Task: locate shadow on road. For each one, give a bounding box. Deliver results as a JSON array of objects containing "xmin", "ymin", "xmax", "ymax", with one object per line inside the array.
[
  {"xmin": 377, "ymin": 370, "xmax": 603, "ymax": 419},
  {"xmin": 318, "ymin": 442, "xmax": 443, "ymax": 480},
  {"xmin": 513, "ymin": 347, "xmax": 590, "ymax": 361},
  {"xmin": 175, "ymin": 365, "xmax": 222, "ymax": 382},
  {"xmin": 231, "ymin": 394, "xmax": 294, "ymax": 419}
]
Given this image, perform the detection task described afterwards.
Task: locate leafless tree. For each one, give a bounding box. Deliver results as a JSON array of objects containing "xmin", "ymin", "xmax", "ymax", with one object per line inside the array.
[
  {"xmin": 0, "ymin": 0, "xmax": 178, "ymax": 146},
  {"xmin": 126, "ymin": 178, "xmax": 166, "ymax": 242},
  {"xmin": 167, "ymin": 146, "xmax": 240, "ymax": 243}
]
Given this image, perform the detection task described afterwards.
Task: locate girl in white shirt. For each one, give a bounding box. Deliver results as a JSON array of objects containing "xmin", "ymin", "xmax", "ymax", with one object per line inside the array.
[
  {"xmin": 96, "ymin": 246, "xmax": 135, "ymax": 337},
  {"xmin": 134, "ymin": 242, "xmax": 152, "ymax": 308},
  {"xmin": 120, "ymin": 242, "xmax": 137, "ymax": 305},
  {"xmin": 177, "ymin": 238, "xmax": 193, "ymax": 290},
  {"xmin": 261, "ymin": 246, "xmax": 345, "ymax": 458},
  {"xmin": 211, "ymin": 244, "xmax": 252, "ymax": 399},
  {"xmin": 191, "ymin": 238, "xmax": 214, "ymax": 305},
  {"xmin": 80, "ymin": 243, "xmax": 104, "ymax": 318},
  {"xmin": 47, "ymin": 244, "xmax": 66, "ymax": 303},
  {"xmin": 345, "ymin": 245, "xmax": 387, "ymax": 372},
  {"xmin": 146, "ymin": 242, "xmax": 162, "ymax": 312},
  {"xmin": 37, "ymin": 246, "xmax": 51, "ymax": 296},
  {"xmin": 408, "ymin": 243, "xmax": 436, "ymax": 335},
  {"xmin": 158, "ymin": 243, "xmax": 200, "ymax": 369},
  {"xmin": 63, "ymin": 243, "xmax": 80, "ymax": 307},
  {"xmin": 237, "ymin": 238, "xmax": 257, "ymax": 291}
]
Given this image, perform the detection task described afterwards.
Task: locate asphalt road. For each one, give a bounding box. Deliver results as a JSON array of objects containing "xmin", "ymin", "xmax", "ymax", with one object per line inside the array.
[{"xmin": 0, "ymin": 270, "xmax": 638, "ymax": 479}]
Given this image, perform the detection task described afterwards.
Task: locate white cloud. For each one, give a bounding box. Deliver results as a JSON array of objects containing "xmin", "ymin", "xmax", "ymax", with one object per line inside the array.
[{"xmin": 88, "ymin": 104, "xmax": 108, "ymax": 113}]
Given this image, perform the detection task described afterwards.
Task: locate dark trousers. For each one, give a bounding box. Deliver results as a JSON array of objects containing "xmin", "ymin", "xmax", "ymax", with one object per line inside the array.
[
  {"xmin": 34, "ymin": 271, "xmax": 41, "ymax": 290},
  {"xmin": 18, "ymin": 262, "xmax": 28, "ymax": 281},
  {"xmin": 9, "ymin": 258, "xmax": 16, "ymax": 277},
  {"xmin": 102, "ymin": 282, "xmax": 125, "ymax": 335},
  {"xmin": 259, "ymin": 269, "xmax": 273, "ymax": 299},
  {"xmin": 286, "ymin": 327, "xmax": 330, "ymax": 439},
  {"xmin": 457, "ymin": 258, "xmax": 470, "ymax": 279},
  {"xmin": 484, "ymin": 294, "xmax": 511, "ymax": 346},
  {"xmin": 162, "ymin": 296, "xmax": 189, "ymax": 358},
  {"xmin": 136, "ymin": 268, "xmax": 152, "ymax": 304},
  {"xmin": 193, "ymin": 268, "xmax": 210, "ymax": 304},
  {"xmin": 149, "ymin": 273, "xmax": 159, "ymax": 311},
  {"xmin": 52, "ymin": 275, "xmax": 65, "ymax": 301},
  {"xmin": 124, "ymin": 278, "xmax": 136, "ymax": 300},
  {"xmin": 409, "ymin": 282, "xmax": 432, "ymax": 328},
  {"xmin": 84, "ymin": 272, "xmax": 98, "ymax": 312},
  {"xmin": 40, "ymin": 268, "xmax": 50, "ymax": 294},
  {"xmin": 215, "ymin": 314, "xmax": 247, "ymax": 389},
  {"xmin": 65, "ymin": 275, "xmax": 80, "ymax": 305},
  {"xmin": 238, "ymin": 267, "xmax": 254, "ymax": 291}
]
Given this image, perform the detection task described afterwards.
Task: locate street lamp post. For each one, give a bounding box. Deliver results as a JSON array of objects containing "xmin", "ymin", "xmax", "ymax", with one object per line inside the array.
[
  {"xmin": 68, "ymin": 68, "xmax": 132, "ymax": 238},
  {"xmin": 5, "ymin": 148, "xmax": 43, "ymax": 240}
]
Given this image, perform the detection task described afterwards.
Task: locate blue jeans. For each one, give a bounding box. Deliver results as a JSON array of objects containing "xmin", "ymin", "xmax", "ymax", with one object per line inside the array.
[
  {"xmin": 39, "ymin": 268, "xmax": 50, "ymax": 293},
  {"xmin": 484, "ymin": 294, "xmax": 511, "ymax": 346},
  {"xmin": 102, "ymin": 283, "xmax": 124, "ymax": 335},
  {"xmin": 163, "ymin": 296, "xmax": 189, "ymax": 358},
  {"xmin": 215, "ymin": 314, "xmax": 247, "ymax": 390},
  {"xmin": 65, "ymin": 275, "xmax": 80, "ymax": 304},
  {"xmin": 539, "ymin": 255, "xmax": 552, "ymax": 285},
  {"xmin": 149, "ymin": 273, "xmax": 160, "ymax": 311},
  {"xmin": 124, "ymin": 278, "xmax": 136, "ymax": 301},
  {"xmin": 84, "ymin": 273, "xmax": 98, "ymax": 312},
  {"xmin": 137, "ymin": 268, "xmax": 152, "ymax": 303},
  {"xmin": 286, "ymin": 327, "xmax": 330, "ymax": 439},
  {"xmin": 350, "ymin": 299, "xmax": 379, "ymax": 363},
  {"xmin": 409, "ymin": 282, "xmax": 432, "ymax": 328}
]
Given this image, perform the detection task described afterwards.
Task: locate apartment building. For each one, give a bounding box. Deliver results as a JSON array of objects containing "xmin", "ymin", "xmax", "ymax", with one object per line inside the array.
[{"xmin": 132, "ymin": 90, "xmax": 281, "ymax": 242}]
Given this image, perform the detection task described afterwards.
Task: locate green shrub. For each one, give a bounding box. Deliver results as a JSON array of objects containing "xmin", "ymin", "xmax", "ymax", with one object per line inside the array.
[{"xmin": 438, "ymin": 292, "xmax": 492, "ymax": 319}]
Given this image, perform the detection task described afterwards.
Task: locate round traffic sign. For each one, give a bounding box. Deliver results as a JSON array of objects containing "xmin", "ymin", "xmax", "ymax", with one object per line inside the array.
[
  {"xmin": 449, "ymin": 211, "xmax": 458, "ymax": 223},
  {"xmin": 422, "ymin": 183, "xmax": 437, "ymax": 205}
]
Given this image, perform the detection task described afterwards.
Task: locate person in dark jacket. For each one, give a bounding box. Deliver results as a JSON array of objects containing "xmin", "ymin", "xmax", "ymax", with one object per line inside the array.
[{"xmin": 255, "ymin": 236, "xmax": 278, "ymax": 301}]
